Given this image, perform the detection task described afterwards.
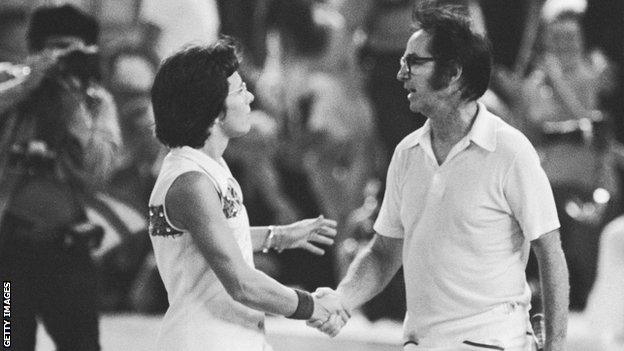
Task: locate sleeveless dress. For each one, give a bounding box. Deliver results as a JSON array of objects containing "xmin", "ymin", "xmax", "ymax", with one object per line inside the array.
[{"xmin": 148, "ymin": 146, "xmax": 271, "ymax": 351}]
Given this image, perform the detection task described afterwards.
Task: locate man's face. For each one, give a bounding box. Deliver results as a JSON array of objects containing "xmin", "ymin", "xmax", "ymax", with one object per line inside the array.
[{"xmin": 396, "ymin": 30, "xmax": 444, "ymax": 115}]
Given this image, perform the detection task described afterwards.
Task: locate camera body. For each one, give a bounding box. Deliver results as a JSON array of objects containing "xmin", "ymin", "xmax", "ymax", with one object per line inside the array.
[{"xmin": 54, "ymin": 45, "xmax": 101, "ymax": 85}]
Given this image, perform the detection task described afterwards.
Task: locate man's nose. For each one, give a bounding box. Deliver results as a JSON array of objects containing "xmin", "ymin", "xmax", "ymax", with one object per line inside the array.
[{"xmin": 397, "ymin": 67, "xmax": 408, "ymax": 82}]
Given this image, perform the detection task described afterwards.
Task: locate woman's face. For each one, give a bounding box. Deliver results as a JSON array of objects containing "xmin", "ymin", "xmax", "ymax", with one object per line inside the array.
[{"xmin": 220, "ymin": 72, "xmax": 254, "ymax": 138}]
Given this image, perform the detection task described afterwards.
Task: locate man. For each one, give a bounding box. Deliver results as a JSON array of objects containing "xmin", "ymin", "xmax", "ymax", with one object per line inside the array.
[
  {"xmin": 0, "ymin": 5, "xmax": 121, "ymax": 350},
  {"xmin": 311, "ymin": 5, "xmax": 569, "ymax": 351}
]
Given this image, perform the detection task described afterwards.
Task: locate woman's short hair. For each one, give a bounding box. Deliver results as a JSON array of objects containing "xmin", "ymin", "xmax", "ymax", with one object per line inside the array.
[
  {"xmin": 413, "ymin": 4, "xmax": 492, "ymax": 101},
  {"xmin": 151, "ymin": 38, "xmax": 239, "ymax": 148}
]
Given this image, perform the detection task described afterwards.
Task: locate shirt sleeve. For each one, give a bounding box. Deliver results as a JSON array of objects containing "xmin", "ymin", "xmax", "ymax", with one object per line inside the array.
[
  {"xmin": 504, "ymin": 141, "xmax": 560, "ymax": 241},
  {"xmin": 373, "ymin": 149, "xmax": 405, "ymax": 238}
]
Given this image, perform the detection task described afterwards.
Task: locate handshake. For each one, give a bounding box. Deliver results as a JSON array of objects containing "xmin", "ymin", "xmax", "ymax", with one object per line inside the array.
[{"xmin": 306, "ymin": 288, "xmax": 352, "ymax": 337}]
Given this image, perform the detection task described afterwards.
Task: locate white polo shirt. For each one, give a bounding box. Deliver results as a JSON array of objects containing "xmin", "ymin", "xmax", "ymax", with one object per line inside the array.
[{"xmin": 374, "ymin": 103, "xmax": 560, "ymax": 341}]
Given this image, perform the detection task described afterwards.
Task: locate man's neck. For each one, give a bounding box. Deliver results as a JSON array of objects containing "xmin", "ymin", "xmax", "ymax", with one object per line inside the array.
[{"xmin": 429, "ymin": 100, "xmax": 479, "ymax": 145}]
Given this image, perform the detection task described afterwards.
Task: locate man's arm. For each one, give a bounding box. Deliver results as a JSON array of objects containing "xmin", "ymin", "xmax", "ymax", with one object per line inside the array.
[
  {"xmin": 0, "ymin": 49, "xmax": 66, "ymax": 116},
  {"xmin": 531, "ymin": 229, "xmax": 569, "ymax": 351},
  {"xmin": 336, "ymin": 233, "xmax": 403, "ymax": 311}
]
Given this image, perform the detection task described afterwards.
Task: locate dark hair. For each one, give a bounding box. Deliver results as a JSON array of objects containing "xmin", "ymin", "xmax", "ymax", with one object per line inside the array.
[
  {"xmin": 28, "ymin": 5, "xmax": 99, "ymax": 52},
  {"xmin": 412, "ymin": 3, "xmax": 492, "ymax": 101},
  {"xmin": 151, "ymin": 38, "xmax": 240, "ymax": 148},
  {"xmin": 266, "ymin": 0, "xmax": 329, "ymax": 57}
]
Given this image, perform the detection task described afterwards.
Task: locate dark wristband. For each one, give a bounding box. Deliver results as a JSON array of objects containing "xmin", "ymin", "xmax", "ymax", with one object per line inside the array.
[{"xmin": 287, "ymin": 289, "xmax": 314, "ymax": 320}]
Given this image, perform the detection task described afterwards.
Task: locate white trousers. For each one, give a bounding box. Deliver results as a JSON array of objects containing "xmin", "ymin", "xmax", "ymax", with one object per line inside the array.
[{"xmin": 403, "ymin": 303, "xmax": 537, "ymax": 351}]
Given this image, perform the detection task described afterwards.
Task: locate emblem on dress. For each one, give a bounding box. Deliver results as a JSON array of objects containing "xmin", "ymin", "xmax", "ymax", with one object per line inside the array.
[
  {"xmin": 222, "ymin": 179, "xmax": 243, "ymax": 219},
  {"xmin": 148, "ymin": 205, "xmax": 183, "ymax": 237}
]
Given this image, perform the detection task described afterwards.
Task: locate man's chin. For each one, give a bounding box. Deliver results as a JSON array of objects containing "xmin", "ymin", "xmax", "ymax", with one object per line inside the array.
[{"xmin": 408, "ymin": 102, "xmax": 420, "ymax": 114}]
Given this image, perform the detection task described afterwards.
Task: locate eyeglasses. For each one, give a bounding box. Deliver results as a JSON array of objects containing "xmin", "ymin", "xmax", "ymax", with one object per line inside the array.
[
  {"xmin": 400, "ymin": 54, "xmax": 437, "ymax": 75},
  {"xmin": 228, "ymin": 82, "xmax": 247, "ymax": 95}
]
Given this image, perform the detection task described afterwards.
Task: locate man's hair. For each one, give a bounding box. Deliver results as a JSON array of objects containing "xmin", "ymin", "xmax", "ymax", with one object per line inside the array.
[
  {"xmin": 412, "ymin": 3, "xmax": 492, "ymax": 101},
  {"xmin": 151, "ymin": 38, "xmax": 240, "ymax": 148},
  {"xmin": 27, "ymin": 5, "xmax": 99, "ymax": 52}
]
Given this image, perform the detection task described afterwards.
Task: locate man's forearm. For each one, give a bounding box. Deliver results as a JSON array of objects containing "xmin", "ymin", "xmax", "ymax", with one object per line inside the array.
[
  {"xmin": 537, "ymin": 241, "xmax": 569, "ymax": 351},
  {"xmin": 336, "ymin": 234, "xmax": 402, "ymax": 311}
]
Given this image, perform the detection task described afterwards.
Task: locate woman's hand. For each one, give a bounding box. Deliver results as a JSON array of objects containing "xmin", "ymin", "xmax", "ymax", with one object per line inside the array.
[{"xmin": 274, "ymin": 215, "xmax": 337, "ymax": 255}]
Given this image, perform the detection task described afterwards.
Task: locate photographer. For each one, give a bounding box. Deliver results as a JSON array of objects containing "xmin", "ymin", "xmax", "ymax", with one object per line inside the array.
[{"xmin": 0, "ymin": 5, "xmax": 120, "ymax": 351}]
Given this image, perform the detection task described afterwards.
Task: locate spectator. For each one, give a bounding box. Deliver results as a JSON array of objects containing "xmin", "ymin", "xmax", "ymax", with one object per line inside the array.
[
  {"xmin": 0, "ymin": 5, "xmax": 121, "ymax": 350},
  {"xmin": 519, "ymin": 9, "xmax": 620, "ymax": 310}
]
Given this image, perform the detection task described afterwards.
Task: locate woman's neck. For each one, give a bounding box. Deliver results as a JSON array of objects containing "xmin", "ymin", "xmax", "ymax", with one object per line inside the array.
[{"xmin": 200, "ymin": 129, "xmax": 229, "ymax": 161}]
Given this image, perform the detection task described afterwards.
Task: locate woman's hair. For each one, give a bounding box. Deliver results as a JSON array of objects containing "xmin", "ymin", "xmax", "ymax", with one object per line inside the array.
[{"xmin": 151, "ymin": 38, "xmax": 240, "ymax": 148}]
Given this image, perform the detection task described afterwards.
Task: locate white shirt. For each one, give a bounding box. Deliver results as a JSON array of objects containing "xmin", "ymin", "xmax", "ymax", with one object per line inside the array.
[
  {"xmin": 374, "ymin": 103, "xmax": 560, "ymax": 341},
  {"xmin": 148, "ymin": 146, "xmax": 269, "ymax": 351}
]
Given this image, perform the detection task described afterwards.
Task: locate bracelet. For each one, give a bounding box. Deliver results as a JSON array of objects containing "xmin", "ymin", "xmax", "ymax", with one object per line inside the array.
[
  {"xmin": 287, "ymin": 289, "xmax": 314, "ymax": 320},
  {"xmin": 273, "ymin": 225, "xmax": 284, "ymax": 253},
  {"xmin": 261, "ymin": 225, "xmax": 275, "ymax": 253}
]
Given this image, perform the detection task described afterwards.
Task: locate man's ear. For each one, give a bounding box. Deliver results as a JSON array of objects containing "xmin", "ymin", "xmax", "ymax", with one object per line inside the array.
[{"xmin": 448, "ymin": 62, "xmax": 462, "ymax": 85}]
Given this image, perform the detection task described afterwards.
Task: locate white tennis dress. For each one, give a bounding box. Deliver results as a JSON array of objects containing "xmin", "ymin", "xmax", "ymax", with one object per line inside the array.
[{"xmin": 148, "ymin": 146, "xmax": 271, "ymax": 351}]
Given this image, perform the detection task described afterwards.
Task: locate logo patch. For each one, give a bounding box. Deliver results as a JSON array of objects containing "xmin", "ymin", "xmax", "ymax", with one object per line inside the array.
[{"xmin": 148, "ymin": 205, "xmax": 183, "ymax": 237}]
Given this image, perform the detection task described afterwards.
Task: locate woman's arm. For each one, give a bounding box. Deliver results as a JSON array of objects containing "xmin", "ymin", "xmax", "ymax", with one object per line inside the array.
[
  {"xmin": 250, "ymin": 216, "xmax": 337, "ymax": 254},
  {"xmin": 166, "ymin": 171, "xmax": 342, "ymax": 320}
]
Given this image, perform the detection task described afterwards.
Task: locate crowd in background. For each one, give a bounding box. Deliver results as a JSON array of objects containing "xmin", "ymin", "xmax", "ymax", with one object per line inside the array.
[{"xmin": 0, "ymin": 0, "xmax": 623, "ymax": 346}]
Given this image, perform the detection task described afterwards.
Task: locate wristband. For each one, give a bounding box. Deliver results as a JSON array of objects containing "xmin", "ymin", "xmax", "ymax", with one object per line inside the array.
[
  {"xmin": 287, "ymin": 289, "xmax": 314, "ymax": 320},
  {"xmin": 261, "ymin": 225, "xmax": 275, "ymax": 253}
]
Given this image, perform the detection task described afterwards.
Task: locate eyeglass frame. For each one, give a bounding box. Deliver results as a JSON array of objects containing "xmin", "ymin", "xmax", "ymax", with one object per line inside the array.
[
  {"xmin": 399, "ymin": 53, "xmax": 439, "ymax": 76},
  {"xmin": 228, "ymin": 82, "xmax": 247, "ymax": 95}
]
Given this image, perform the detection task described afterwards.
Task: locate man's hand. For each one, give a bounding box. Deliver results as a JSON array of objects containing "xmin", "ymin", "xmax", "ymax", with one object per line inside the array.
[
  {"xmin": 275, "ymin": 215, "xmax": 337, "ymax": 255},
  {"xmin": 307, "ymin": 287, "xmax": 351, "ymax": 337}
]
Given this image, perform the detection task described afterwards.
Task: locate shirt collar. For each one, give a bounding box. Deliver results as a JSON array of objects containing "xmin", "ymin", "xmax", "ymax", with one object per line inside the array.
[
  {"xmin": 467, "ymin": 102, "xmax": 497, "ymax": 152},
  {"xmin": 405, "ymin": 102, "xmax": 497, "ymax": 152}
]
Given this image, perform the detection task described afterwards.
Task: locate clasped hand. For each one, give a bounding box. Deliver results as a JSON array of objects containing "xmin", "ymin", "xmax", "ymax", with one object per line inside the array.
[{"xmin": 307, "ymin": 288, "xmax": 350, "ymax": 337}]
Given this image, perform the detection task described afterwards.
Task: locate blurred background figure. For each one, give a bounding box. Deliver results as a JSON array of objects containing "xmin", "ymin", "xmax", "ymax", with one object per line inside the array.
[
  {"xmin": 0, "ymin": 6, "xmax": 29, "ymax": 63},
  {"xmin": 580, "ymin": 215, "xmax": 624, "ymax": 350},
  {"xmin": 254, "ymin": 0, "xmax": 378, "ymax": 292},
  {"xmin": 0, "ymin": 4, "xmax": 121, "ymax": 350},
  {"xmin": 493, "ymin": 1, "xmax": 621, "ymax": 311},
  {"xmin": 139, "ymin": 0, "xmax": 219, "ymax": 60}
]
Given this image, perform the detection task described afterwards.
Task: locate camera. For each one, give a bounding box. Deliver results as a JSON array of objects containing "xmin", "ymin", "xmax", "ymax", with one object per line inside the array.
[{"xmin": 54, "ymin": 45, "xmax": 102, "ymax": 84}]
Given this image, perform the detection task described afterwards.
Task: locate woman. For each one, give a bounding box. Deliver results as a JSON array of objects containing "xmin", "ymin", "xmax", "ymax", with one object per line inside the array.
[{"xmin": 148, "ymin": 39, "xmax": 348, "ymax": 350}]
